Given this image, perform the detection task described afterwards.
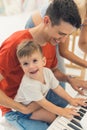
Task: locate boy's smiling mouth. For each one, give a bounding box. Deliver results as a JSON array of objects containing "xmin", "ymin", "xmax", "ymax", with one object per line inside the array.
[{"xmin": 30, "ymin": 69, "xmax": 39, "ymax": 74}]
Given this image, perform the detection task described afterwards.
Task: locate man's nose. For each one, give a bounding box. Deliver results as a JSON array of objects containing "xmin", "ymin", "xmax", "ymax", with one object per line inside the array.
[{"xmin": 60, "ymin": 35, "xmax": 69, "ymax": 43}]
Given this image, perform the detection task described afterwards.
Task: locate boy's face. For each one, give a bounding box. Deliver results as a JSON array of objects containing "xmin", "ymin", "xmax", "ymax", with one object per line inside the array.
[
  {"xmin": 43, "ymin": 16, "xmax": 76, "ymax": 45},
  {"xmin": 19, "ymin": 51, "xmax": 46, "ymax": 80}
]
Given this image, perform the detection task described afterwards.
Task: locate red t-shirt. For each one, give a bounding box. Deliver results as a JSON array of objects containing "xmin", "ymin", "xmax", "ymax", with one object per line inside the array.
[{"xmin": 0, "ymin": 29, "xmax": 57, "ymax": 115}]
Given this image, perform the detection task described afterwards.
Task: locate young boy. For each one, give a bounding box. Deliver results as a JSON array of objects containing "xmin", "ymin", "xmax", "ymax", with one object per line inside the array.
[
  {"xmin": 1, "ymin": 0, "xmax": 87, "ymax": 129},
  {"xmin": 5, "ymin": 40, "xmax": 87, "ymax": 129}
]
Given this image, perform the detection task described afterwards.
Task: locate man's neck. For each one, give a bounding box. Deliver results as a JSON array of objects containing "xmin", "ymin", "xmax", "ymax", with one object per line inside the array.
[{"xmin": 29, "ymin": 24, "xmax": 47, "ymax": 46}]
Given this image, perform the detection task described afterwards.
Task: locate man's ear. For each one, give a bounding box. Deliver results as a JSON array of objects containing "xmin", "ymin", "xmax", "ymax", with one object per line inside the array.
[
  {"xmin": 43, "ymin": 16, "xmax": 51, "ymax": 25},
  {"xmin": 42, "ymin": 57, "xmax": 46, "ymax": 66}
]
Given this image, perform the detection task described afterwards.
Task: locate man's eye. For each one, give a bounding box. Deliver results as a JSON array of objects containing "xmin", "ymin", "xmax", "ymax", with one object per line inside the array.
[
  {"xmin": 58, "ymin": 31, "xmax": 67, "ymax": 36},
  {"xmin": 33, "ymin": 59, "xmax": 37, "ymax": 63}
]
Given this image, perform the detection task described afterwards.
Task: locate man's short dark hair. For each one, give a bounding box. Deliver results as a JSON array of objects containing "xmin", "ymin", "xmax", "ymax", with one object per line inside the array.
[{"xmin": 46, "ymin": 0, "xmax": 81, "ymax": 28}]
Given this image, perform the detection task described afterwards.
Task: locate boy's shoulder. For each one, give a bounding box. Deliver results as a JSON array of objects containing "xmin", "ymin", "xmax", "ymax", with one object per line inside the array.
[{"xmin": 43, "ymin": 67, "xmax": 53, "ymax": 74}]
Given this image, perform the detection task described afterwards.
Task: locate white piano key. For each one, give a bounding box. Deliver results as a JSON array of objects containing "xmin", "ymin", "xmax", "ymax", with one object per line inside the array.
[
  {"xmin": 58, "ymin": 117, "xmax": 83, "ymax": 130},
  {"xmin": 57, "ymin": 118, "xmax": 74, "ymax": 130},
  {"xmin": 47, "ymin": 117, "xmax": 72, "ymax": 130}
]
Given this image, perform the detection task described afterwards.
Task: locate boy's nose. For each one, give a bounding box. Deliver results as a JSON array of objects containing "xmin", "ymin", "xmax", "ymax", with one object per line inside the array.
[{"xmin": 29, "ymin": 63, "xmax": 35, "ymax": 68}]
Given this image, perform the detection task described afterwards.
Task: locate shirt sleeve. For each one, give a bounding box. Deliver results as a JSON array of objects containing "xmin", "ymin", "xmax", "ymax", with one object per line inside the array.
[{"xmin": 46, "ymin": 68, "xmax": 59, "ymax": 89}]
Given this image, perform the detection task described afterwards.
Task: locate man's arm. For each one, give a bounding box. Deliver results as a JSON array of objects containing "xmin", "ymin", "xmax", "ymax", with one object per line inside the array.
[
  {"xmin": 0, "ymin": 73, "xmax": 40, "ymax": 114},
  {"xmin": 52, "ymin": 67, "xmax": 68, "ymax": 82},
  {"xmin": 52, "ymin": 67, "xmax": 87, "ymax": 94},
  {"xmin": 0, "ymin": 73, "xmax": 4, "ymax": 81}
]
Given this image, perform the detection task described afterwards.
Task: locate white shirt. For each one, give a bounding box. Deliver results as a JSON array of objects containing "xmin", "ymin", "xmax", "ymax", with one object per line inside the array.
[{"xmin": 15, "ymin": 67, "xmax": 59, "ymax": 105}]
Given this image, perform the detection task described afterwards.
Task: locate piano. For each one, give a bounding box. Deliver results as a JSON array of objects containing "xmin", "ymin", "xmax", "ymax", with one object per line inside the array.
[{"xmin": 47, "ymin": 92, "xmax": 87, "ymax": 130}]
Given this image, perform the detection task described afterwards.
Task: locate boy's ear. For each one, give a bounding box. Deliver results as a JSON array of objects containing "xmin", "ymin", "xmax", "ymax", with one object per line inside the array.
[{"xmin": 42, "ymin": 57, "xmax": 46, "ymax": 66}]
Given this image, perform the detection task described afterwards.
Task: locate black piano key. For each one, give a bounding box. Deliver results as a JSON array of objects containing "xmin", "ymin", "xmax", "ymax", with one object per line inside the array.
[
  {"xmin": 68, "ymin": 123, "xmax": 81, "ymax": 130},
  {"xmin": 81, "ymin": 105, "xmax": 87, "ymax": 109},
  {"xmin": 71, "ymin": 119, "xmax": 82, "ymax": 128},
  {"xmin": 78, "ymin": 111, "xmax": 84, "ymax": 117},
  {"xmin": 74, "ymin": 115, "xmax": 82, "ymax": 120},
  {"xmin": 79, "ymin": 108, "xmax": 86, "ymax": 114}
]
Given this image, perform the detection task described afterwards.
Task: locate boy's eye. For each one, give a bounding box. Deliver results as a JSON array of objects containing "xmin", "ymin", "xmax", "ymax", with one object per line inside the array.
[
  {"xmin": 33, "ymin": 59, "xmax": 38, "ymax": 63},
  {"xmin": 23, "ymin": 62, "xmax": 28, "ymax": 66}
]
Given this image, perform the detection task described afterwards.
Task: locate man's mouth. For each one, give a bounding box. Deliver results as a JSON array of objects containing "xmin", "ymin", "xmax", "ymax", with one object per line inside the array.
[
  {"xmin": 54, "ymin": 38, "xmax": 61, "ymax": 43},
  {"xmin": 55, "ymin": 39, "xmax": 60, "ymax": 43},
  {"xmin": 51, "ymin": 38, "xmax": 60, "ymax": 45}
]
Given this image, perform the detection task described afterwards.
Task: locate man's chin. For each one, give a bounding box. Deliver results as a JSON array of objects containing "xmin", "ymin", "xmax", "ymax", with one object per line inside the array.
[
  {"xmin": 50, "ymin": 39, "xmax": 59, "ymax": 46},
  {"xmin": 51, "ymin": 42, "xmax": 58, "ymax": 46}
]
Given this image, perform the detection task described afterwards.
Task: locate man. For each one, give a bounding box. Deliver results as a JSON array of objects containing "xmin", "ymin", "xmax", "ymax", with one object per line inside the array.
[{"xmin": 0, "ymin": 0, "xmax": 87, "ymax": 130}]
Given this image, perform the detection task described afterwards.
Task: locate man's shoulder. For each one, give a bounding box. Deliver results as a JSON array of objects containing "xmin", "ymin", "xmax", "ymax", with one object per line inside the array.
[{"xmin": 12, "ymin": 29, "xmax": 32, "ymax": 38}]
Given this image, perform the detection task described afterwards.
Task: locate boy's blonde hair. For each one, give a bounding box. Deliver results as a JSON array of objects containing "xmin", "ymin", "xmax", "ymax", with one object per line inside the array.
[{"xmin": 16, "ymin": 40, "xmax": 43, "ymax": 59}]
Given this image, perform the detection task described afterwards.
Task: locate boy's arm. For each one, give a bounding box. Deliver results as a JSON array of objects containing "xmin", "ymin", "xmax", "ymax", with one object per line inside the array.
[
  {"xmin": 36, "ymin": 97, "xmax": 64, "ymax": 116},
  {"xmin": 53, "ymin": 85, "xmax": 87, "ymax": 107},
  {"xmin": 36, "ymin": 97, "xmax": 79, "ymax": 118},
  {"xmin": 52, "ymin": 85, "xmax": 73, "ymax": 103}
]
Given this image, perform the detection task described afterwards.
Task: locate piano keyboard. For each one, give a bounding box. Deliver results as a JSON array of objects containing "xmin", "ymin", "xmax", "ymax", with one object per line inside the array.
[{"xmin": 47, "ymin": 93, "xmax": 87, "ymax": 130}]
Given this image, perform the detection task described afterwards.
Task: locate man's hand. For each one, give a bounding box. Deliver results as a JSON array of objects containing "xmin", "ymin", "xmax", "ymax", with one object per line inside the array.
[{"xmin": 68, "ymin": 76, "xmax": 87, "ymax": 95}]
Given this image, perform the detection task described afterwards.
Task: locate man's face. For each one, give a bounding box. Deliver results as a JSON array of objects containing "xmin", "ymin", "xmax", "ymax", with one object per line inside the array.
[{"xmin": 44, "ymin": 18, "xmax": 76, "ymax": 45}]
